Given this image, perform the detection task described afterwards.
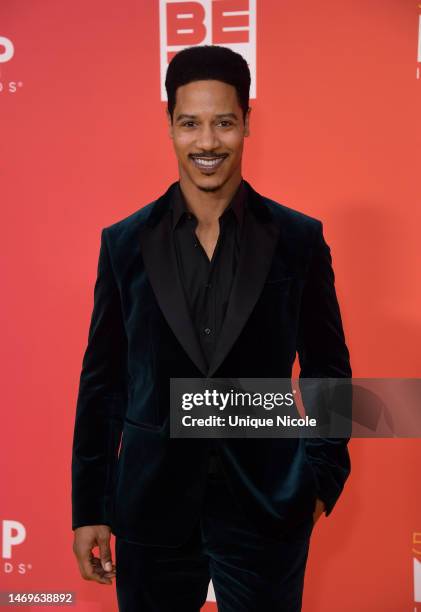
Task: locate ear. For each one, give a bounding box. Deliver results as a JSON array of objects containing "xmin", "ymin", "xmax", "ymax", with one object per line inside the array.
[
  {"xmin": 166, "ymin": 108, "xmax": 174, "ymax": 139},
  {"xmin": 244, "ymin": 106, "xmax": 251, "ymax": 137}
]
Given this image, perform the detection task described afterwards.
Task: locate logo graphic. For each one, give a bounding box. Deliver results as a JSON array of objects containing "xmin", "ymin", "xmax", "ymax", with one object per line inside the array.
[
  {"xmin": 159, "ymin": 0, "xmax": 256, "ymax": 100},
  {"xmin": 417, "ymin": 10, "xmax": 421, "ymax": 78},
  {"xmin": 0, "ymin": 36, "xmax": 23, "ymax": 94},
  {"xmin": 1, "ymin": 520, "xmax": 32, "ymax": 577},
  {"xmin": 0, "ymin": 36, "xmax": 14, "ymax": 63},
  {"xmin": 415, "ymin": 558, "xmax": 421, "ymax": 604},
  {"xmin": 413, "ymin": 532, "xmax": 421, "ymax": 604},
  {"xmin": 2, "ymin": 520, "xmax": 26, "ymax": 559},
  {"xmin": 418, "ymin": 14, "xmax": 421, "ymax": 62}
]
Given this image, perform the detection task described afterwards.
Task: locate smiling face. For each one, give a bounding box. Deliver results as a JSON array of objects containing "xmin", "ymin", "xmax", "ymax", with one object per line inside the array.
[{"xmin": 167, "ymin": 79, "xmax": 250, "ymax": 193}]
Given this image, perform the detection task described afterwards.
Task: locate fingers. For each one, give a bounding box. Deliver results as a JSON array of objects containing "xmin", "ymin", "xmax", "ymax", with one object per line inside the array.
[
  {"xmin": 90, "ymin": 555, "xmax": 116, "ymax": 584},
  {"xmin": 92, "ymin": 556, "xmax": 116, "ymax": 576},
  {"xmin": 73, "ymin": 527, "xmax": 116, "ymax": 585},
  {"xmin": 80, "ymin": 552, "xmax": 115, "ymax": 584},
  {"xmin": 98, "ymin": 533, "xmax": 114, "ymax": 574},
  {"xmin": 84, "ymin": 550, "xmax": 111, "ymax": 584}
]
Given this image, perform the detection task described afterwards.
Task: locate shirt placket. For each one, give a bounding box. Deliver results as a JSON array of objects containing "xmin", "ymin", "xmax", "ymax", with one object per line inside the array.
[{"xmin": 193, "ymin": 215, "xmax": 227, "ymax": 360}]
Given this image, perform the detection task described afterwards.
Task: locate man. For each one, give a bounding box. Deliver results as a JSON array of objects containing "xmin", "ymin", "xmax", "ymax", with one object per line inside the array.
[{"xmin": 72, "ymin": 45, "xmax": 352, "ymax": 611}]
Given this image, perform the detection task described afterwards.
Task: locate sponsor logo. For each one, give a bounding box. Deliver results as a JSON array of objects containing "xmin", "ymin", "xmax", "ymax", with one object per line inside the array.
[
  {"xmin": 159, "ymin": 0, "xmax": 256, "ymax": 100},
  {"xmin": 0, "ymin": 36, "xmax": 14, "ymax": 63},
  {"xmin": 2, "ymin": 520, "xmax": 26, "ymax": 560},
  {"xmin": 417, "ymin": 11, "xmax": 421, "ymax": 78},
  {"xmin": 2, "ymin": 520, "xmax": 32, "ymax": 576},
  {"xmin": 418, "ymin": 15, "xmax": 421, "ymax": 62},
  {"xmin": 0, "ymin": 36, "xmax": 24, "ymax": 94},
  {"xmin": 413, "ymin": 532, "xmax": 421, "ymax": 604}
]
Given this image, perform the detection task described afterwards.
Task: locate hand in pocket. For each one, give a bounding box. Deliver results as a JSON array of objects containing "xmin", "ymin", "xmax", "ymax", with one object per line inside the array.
[{"xmin": 313, "ymin": 498, "xmax": 326, "ymax": 525}]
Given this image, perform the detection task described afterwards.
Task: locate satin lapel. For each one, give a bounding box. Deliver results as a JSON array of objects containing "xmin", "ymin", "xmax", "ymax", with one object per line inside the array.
[
  {"xmin": 139, "ymin": 184, "xmax": 209, "ymax": 376},
  {"xmin": 207, "ymin": 182, "xmax": 281, "ymax": 377}
]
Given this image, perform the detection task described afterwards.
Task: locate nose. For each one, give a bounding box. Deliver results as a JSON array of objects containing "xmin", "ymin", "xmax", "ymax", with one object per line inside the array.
[{"xmin": 195, "ymin": 123, "xmax": 220, "ymax": 151}]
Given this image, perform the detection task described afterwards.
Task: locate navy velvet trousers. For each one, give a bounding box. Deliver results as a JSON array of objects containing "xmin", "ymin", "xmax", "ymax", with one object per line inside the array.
[{"xmin": 115, "ymin": 469, "xmax": 314, "ymax": 611}]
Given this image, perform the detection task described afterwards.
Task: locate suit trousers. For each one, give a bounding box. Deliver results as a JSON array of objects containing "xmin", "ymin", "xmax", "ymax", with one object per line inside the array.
[{"xmin": 115, "ymin": 461, "xmax": 314, "ymax": 612}]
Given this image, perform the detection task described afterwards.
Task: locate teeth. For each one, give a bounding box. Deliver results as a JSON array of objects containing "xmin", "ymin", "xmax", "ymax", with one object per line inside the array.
[{"xmin": 192, "ymin": 157, "xmax": 225, "ymax": 167}]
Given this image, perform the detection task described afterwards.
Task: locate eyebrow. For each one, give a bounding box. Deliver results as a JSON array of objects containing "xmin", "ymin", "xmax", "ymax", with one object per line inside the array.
[{"xmin": 175, "ymin": 112, "xmax": 239, "ymax": 122}]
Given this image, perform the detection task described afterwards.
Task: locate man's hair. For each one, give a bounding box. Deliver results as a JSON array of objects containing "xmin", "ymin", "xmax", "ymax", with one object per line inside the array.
[{"xmin": 165, "ymin": 45, "xmax": 251, "ymax": 123}]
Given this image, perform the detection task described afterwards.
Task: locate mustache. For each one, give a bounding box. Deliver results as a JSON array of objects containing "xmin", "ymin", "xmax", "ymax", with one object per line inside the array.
[{"xmin": 189, "ymin": 153, "xmax": 228, "ymax": 158}]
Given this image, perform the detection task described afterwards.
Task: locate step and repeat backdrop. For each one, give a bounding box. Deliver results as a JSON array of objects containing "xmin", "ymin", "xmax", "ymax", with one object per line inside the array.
[{"xmin": 1, "ymin": 1, "xmax": 421, "ymax": 610}]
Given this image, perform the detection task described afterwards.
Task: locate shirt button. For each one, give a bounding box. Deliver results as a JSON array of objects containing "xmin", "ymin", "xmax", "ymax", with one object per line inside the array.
[{"xmin": 204, "ymin": 327, "xmax": 212, "ymax": 335}]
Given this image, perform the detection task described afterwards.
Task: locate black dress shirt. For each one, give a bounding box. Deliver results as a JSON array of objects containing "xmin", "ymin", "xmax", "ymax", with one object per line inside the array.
[{"xmin": 171, "ymin": 179, "xmax": 248, "ymax": 473}]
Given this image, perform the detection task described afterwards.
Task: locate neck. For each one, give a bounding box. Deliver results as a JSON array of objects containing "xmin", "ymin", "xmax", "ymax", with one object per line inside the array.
[{"xmin": 178, "ymin": 169, "xmax": 243, "ymax": 227}]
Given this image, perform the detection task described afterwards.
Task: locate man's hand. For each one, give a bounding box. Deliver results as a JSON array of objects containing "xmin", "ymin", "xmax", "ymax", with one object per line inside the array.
[
  {"xmin": 73, "ymin": 525, "xmax": 116, "ymax": 585},
  {"xmin": 313, "ymin": 498, "xmax": 326, "ymax": 525}
]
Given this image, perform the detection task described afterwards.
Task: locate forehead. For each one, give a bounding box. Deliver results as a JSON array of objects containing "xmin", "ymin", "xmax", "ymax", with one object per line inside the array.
[{"xmin": 174, "ymin": 79, "xmax": 240, "ymax": 111}]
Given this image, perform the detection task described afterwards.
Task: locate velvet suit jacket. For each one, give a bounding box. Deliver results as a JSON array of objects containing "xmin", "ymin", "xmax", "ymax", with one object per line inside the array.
[{"xmin": 71, "ymin": 179, "xmax": 352, "ymax": 546}]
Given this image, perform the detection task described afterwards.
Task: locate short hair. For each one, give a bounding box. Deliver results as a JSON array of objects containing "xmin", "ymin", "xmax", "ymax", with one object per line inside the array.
[{"xmin": 165, "ymin": 45, "xmax": 251, "ymax": 123}]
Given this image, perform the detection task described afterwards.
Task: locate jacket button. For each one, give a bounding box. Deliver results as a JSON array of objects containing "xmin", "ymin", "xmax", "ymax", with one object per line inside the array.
[{"xmin": 204, "ymin": 327, "xmax": 211, "ymax": 335}]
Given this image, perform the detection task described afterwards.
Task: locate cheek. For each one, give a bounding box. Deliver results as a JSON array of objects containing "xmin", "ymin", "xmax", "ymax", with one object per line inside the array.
[
  {"xmin": 172, "ymin": 134, "xmax": 193, "ymax": 152},
  {"xmin": 224, "ymin": 133, "xmax": 244, "ymax": 154}
]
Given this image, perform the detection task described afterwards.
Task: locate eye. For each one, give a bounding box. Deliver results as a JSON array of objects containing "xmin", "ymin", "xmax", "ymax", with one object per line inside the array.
[
  {"xmin": 218, "ymin": 121, "xmax": 233, "ymax": 127},
  {"xmin": 181, "ymin": 121, "xmax": 196, "ymax": 127}
]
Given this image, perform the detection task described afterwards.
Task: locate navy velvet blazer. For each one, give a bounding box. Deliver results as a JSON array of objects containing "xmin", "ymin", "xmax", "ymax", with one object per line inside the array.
[{"xmin": 71, "ymin": 179, "xmax": 352, "ymax": 546}]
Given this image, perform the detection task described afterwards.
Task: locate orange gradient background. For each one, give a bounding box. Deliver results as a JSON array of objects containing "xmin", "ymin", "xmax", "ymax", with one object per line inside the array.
[{"xmin": 1, "ymin": 1, "xmax": 421, "ymax": 610}]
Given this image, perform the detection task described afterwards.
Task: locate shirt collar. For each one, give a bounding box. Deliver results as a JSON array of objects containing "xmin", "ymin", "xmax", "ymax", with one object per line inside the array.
[{"xmin": 171, "ymin": 179, "xmax": 247, "ymax": 232}]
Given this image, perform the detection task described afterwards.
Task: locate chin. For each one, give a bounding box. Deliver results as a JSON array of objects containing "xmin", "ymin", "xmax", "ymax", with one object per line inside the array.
[
  {"xmin": 193, "ymin": 173, "xmax": 230, "ymax": 193},
  {"xmin": 196, "ymin": 182, "xmax": 223, "ymax": 193}
]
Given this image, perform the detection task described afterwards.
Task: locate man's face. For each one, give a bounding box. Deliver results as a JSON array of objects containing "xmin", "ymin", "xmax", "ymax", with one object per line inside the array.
[{"xmin": 167, "ymin": 79, "xmax": 250, "ymax": 193}]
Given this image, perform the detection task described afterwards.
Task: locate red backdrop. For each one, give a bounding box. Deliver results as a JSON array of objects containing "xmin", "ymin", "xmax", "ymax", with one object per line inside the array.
[{"xmin": 1, "ymin": 1, "xmax": 421, "ymax": 610}]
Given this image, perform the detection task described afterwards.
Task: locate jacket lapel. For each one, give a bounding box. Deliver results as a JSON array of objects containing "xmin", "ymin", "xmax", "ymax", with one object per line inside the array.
[
  {"xmin": 139, "ymin": 181, "xmax": 281, "ymax": 378},
  {"xmin": 139, "ymin": 183, "xmax": 209, "ymax": 376}
]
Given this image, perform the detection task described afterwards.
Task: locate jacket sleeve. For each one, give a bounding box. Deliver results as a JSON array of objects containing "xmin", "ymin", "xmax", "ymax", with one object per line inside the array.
[
  {"xmin": 71, "ymin": 228, "xmax": 128, "ymax": 530},
  {"xmin": 297, "ymin": 220, "xmax": 352, "ymax": 517}
]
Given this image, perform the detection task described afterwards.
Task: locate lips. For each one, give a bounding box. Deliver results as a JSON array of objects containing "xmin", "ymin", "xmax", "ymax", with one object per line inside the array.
[{"xmin": 190, "ymin": 155, "xmax": 227, "ymax": 172}]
